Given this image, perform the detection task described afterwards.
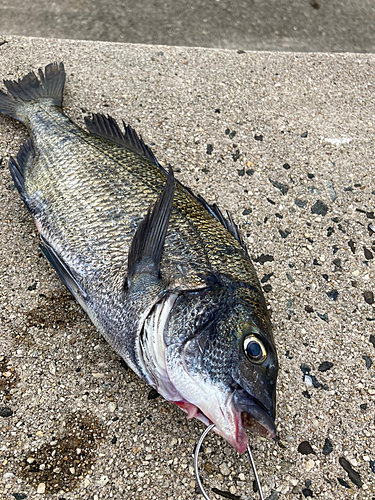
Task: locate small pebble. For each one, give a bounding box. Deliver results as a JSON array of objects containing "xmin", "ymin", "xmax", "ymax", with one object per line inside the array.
[
  {"xmin": 362, "ymin": 355, "xmax": 373, "ymax": 369},
  {"xmin": 295, "ymin": 198, "xmax": 307, "ymax": 208},
  {"xmin": 322, "ymin": 438, "xmax": 333, "ymax": 455},
  {"xmin": 311, "ymin": 200, "xmax": 328, "ymax": 216},
  {"xmin": 300, "ymin": 363, "xmax": 311, "ymax": 374},
  {"xmin": 267, "ymin": 492, "xmax": 279, "ymax": 500},
  {"xmin": 108, "ymin": 402, "xmax": 116, "ymax": 412},
  {"xmin": 269, "ymin": 178, "xmax": 289, "ymax": 195},
  {"xmin": 253, "ymin": 254, "xmax": 274, "ymax": 264},
  {"xmin": 219, "ymin": 462, "xmax": 231, "ymax": 476},
  {"xmin": 298, "ymin": 441, "xmax": 316, "ymax": 455},
  {"xmin": 204, "ymin": 461, "xmax": 215, "ymax": 474},
  {"xmin": 337, "ymin": 477, "xmax": 351, "ymax": 489},
  {"xmin": 318, "ymin": 361, "xmax": 333, "ymax": 372},
  {"xmin": 232, "ymin": 149, "xmax": 240, "ymax": 162},
  {"xmin": 37, "ymin": 483, "xmax": 45, "ymax": 494},
  {"xmin": 363, "ymin": 291, "xmax": 374, "ymax": 305},
  {"xmin": 326, "ymin": 290, "xmax": 338, "ymax": 301},
  {"xmin": 302, "ymin": 488, "xmax": 313, "ymax": 498},
  {"xmin": 363, "ymin": 246, "xmax": 373, "ymax": 260},
  {"xmin": 348, "ymin": 240, "xmax": 356, "ymax": 253},
  {"xmin": 147, "ymin": 388, "xmax": 160, "ymax": 400},
  {"xmin": 0, "ymin": 407, "xmax": 13, "ymax": 417},
  {"xmin": 339, "ymin": 457, "xmax": 363, "ymax": 488},
  {"xmin": 279, "ymin": 229, "xmax": 291, "ymax": 239},
  {"xmin": 317, "ymin": 311, "xmax": 329, "ymax": 322},
  {"xmin": 305, "ymin": 460, "xmax": 315, "ymax": 471}
]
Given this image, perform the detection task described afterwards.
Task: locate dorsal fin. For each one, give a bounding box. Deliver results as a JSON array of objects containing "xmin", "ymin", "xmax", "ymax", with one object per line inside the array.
[
  {"xmin": 127, "ymin": 166, "xmax": 175, "ymax": 287},
  {"xmin": 207, "ymin": 202, "xmax": 249, "ymax": 255},
  {"xmin": 182, "ymin": 185, "xmax": 249, "ymax": 255},
  {"xmin": 84, "ymin": 113, "xmax": 162, "ymax": 168},
  {"xmin": 85, "ymin": 113, "xmax": 247, "ymax": 255}
]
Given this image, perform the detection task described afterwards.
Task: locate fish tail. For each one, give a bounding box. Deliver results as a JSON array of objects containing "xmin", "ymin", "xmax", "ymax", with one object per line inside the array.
[{"xmin": 0, "ymin": 62, "xmax": 65, "ymax": 124}]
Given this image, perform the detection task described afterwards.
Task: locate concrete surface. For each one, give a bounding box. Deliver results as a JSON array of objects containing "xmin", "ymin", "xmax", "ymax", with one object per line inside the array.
[
  {"xmin": 0, "ymin": 0, "xmax": 375, "ymax": 53},
  {"xmin": 0, "ymin": 36, "xmax": 374, "ymax": 500}
]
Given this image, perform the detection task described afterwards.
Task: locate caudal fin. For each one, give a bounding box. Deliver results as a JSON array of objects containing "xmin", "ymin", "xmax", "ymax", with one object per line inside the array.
[{"xmin": 0, "ymin": 62, "xmax": 65, "ymax": 123}]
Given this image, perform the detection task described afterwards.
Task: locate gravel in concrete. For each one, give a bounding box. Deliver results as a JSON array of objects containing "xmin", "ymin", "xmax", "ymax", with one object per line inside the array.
[{"xmin": 0, "ymin": 36, "xmax": 374, "ymax": 500}]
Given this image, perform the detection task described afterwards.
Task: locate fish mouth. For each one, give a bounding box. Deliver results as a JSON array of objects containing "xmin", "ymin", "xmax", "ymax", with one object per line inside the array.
[
  {"xmin": 233, "ymin": 389, "xmax": 276, "ymax": 452},
  {"xmin": 193, "ymin": 389, "xmax": 276, "ymax": 455}
]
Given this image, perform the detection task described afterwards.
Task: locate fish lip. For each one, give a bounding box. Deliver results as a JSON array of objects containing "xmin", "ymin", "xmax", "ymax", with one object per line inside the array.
[{"xmin": 233, "ymin": 389, "xmax": 276, "ymax": 441}]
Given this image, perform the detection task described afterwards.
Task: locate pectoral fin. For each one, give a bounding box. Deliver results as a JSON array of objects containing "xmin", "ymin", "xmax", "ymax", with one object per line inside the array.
[{"xmin": 126, "ymin": 166, "xmax": 175, "ymax": 288}]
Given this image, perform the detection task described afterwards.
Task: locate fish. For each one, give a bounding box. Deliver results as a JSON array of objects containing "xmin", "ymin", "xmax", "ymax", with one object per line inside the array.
[{"xmin": 0, "ymin": 63, "xmax": 278, "ymax": 453}]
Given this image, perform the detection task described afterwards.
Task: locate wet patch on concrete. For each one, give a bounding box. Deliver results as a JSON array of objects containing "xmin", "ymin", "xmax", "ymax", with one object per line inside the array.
[
  {"xmin": 24, "ymin": 292, "xmax": 86, "ymax": 330},
  {"xmin": 18, "ymin": 410, "xmax": 106, "ymax": 493},
  {"xmin": 0, "ymin": 356, "xmax": 19, "ymax": 401}
]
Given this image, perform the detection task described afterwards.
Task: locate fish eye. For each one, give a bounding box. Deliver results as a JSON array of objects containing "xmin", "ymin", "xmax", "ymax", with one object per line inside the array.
[{"xmin": 243, "ymin": 335, "xmax": 267, "ymax": 364}]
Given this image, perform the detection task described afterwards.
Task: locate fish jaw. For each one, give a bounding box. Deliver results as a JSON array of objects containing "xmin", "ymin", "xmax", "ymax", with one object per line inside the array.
[
  {"xmin": 173, "ymin": 392, "xmax": 276, "ymax": 453},
  {"xmin": 165, "ymin": 342, "xmax": 250, "ymax": 453},
  {"xmin": 234, "ymin": 389, "xmax": 277, "ymax": 441}
]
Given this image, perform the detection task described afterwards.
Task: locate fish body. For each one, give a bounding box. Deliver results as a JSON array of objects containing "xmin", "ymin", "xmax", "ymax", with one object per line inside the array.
[{"xmin": 0, "ymin": 63, "xmax": 278, "ymax": 453}]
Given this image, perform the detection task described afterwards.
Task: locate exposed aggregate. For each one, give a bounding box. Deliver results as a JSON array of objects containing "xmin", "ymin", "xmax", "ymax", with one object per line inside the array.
[{"xmin": 0, "ymin": 36, "xmax": 374, "ymax": 500}]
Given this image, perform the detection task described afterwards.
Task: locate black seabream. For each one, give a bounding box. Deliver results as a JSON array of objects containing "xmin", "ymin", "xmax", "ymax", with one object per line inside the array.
[{"xmin": 0, "ymin": 63, "xmax": 278, "ymax": 453}]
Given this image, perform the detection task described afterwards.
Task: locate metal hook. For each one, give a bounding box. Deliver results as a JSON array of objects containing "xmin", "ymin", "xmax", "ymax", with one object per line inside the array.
[{"xmin": 194, "ymin": 424, "xmax": 265, "ymax": 500}]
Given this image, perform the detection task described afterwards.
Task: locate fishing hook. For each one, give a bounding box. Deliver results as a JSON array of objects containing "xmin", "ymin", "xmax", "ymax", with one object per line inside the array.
[{"xmin": 194, "ymin": 424, "xmax": 265, "ymax": 500}]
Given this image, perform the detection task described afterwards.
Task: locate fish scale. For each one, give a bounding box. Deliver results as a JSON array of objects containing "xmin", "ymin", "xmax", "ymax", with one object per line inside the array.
[{"xmin": 0, "ymin": 62, "xmax": 278, "ymax": 454}]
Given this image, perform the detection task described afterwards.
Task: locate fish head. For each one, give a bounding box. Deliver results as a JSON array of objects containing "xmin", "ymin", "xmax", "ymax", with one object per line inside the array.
[{"xmin": 164, "ymin": 285, "xmax": 278, "ymax": 454}]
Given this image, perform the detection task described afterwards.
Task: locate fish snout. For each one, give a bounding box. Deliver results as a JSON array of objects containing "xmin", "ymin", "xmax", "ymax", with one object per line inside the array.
[{"xmin": 233, "ymin": 389, "xmax": 277, "ymax": 440}]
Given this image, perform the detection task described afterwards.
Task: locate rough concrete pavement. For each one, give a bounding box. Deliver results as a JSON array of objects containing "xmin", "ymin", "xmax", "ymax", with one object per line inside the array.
[{"xmin": 0, "ymin": 36, "xmax": 374, "ymax": 500}]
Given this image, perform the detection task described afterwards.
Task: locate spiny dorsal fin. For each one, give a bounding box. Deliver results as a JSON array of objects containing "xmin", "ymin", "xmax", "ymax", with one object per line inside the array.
[
  {"xmin": 84, "ymin": 113, "xmax": 161, "ymax": 168},
  {"xmin": 181, "ymin": 185, "xmax": 248, "ymax": 254},
  {"xmin": 209, "ymin": 203, "xmax": 249, "ymax": 255},
  {"xmin": 127, "ymin": 166, "xmax": 175, "ymax": 287}
]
